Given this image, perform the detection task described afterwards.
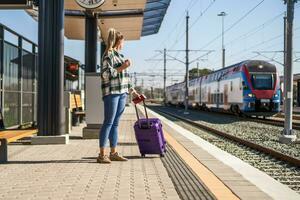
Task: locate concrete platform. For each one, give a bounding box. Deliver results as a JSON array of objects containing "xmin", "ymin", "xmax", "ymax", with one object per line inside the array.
[
  {"xmin": 0, "ymin": 107, "xmax": 180, "ymax": 200},
  {"xmin": 1, "ymin": 105, "xmax": 299, "ymax": 200}
]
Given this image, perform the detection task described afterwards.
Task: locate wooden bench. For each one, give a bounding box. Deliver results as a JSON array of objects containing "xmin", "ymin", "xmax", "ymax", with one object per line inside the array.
[
  {"xmin": 0, "ymin": 129, "xmax": 38, "ymax": 163},
  {"xmin": 70, "ymin": 94, "xmax": 85, "ymax": 126}
]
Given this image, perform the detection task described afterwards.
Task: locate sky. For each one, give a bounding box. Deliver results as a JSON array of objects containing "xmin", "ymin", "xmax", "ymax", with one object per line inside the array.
[{"xmin": 0, "ymin": 0, "xmax": 299, "ymax": 88}]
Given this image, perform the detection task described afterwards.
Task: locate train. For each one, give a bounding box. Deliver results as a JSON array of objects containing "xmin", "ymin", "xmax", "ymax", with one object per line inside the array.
[{"xmin": 166, "ymin": 60, "xmax": 281, "ymax": 117}]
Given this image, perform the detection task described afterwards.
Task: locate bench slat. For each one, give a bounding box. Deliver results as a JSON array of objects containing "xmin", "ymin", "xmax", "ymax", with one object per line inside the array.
[
  {"xmin": 74, "ymin": 111, "xmax": 85, "ymax": 115},
  {"xmin": 0, "ymin": 129, "xmax": 38, "ymax": 143},
  {"xmin": 70, "ymin": 94, "xmax": 83, "ymax": 110}
]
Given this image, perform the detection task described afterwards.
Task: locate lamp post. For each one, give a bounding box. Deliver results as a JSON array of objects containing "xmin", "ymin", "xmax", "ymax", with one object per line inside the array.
[{"xmin": 218, "ymin": 11, "xmax": 227, "ymax": 68}]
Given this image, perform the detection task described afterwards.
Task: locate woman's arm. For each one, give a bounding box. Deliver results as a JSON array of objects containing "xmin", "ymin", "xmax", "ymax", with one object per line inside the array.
[
  {"xmin": 101, "ymin": 55, "xmax": 118, "ymax": 78},
  {"xmin": 116, "ymin": 60, "xmax": 130, "ymax": 73}
]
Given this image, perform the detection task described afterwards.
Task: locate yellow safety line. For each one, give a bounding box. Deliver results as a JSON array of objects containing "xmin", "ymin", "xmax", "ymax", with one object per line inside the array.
[{"xmin": 164, "ymin": 130, "xmax": 240, "ymax": 200}]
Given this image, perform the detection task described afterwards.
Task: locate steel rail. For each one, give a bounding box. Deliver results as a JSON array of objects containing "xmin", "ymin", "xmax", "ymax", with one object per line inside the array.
[{"xmin": 153, "ymin": 107, "xmax": 300, "ymax": 167}]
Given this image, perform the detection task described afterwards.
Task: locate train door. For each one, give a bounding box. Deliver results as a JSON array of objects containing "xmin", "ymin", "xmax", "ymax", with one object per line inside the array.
[
  {"xmin": 224, "ymin": 84, "xmax": 228, "ymax": 106},
  {"xmin": 217, "ymin": 80, "xmax": 220, "ymax": 108},
  {"xmin": 208, "ymin": 87, "xmax": 211, "ymax": 105},
  {"xmin": 199, "ymin": 79, "xmax": 202, "ymax": 104}
]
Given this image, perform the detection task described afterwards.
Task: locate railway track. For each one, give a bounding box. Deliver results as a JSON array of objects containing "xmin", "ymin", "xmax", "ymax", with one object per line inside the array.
[
  {"xmin": 248, "ymin": 116, "xmax": 300, "ymax": 130},
  {"xmin": 204, "ymin": 110, "xmax": 300, "ymax": 130},
  {"xmin": 149, "ymin": 106, "xmax": 300, "ymax": 193},
  {"xmin": 275, "ymin": 113, "xmax": 300, "ymax": 120},
  {"xmin": 161, "ymin": 103, "xmax": 300, "ymax": 130}
]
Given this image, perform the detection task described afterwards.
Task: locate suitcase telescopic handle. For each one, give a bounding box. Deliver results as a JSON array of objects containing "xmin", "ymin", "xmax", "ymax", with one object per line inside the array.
[{"xmin": 133, "ymin": 95, "xmax": 150, "ymax": 128}]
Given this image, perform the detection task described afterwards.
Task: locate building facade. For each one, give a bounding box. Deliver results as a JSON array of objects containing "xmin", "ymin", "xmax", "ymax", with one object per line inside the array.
[{"xmin": 0, "ymin": 23, "xmax": 84, "ymax": 128}]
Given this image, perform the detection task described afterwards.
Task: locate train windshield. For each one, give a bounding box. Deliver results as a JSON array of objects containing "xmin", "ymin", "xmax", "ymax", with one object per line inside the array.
[{"xmin": 251, "ymin": 74, "xmax": 274, "ymax": 90}]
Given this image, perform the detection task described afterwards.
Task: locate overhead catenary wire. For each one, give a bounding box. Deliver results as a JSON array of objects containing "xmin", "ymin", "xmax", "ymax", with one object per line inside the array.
[
  {"xmin": 199, "ymin": 0, "xmax": 266, "ymax": 50},
  {"xmin": 168, "ymin": 0, "xmax": 266, "ymax": 71},
  {"xmin": 211, "ymin": 5, "xmax": 300, "ymax": 66},
  {"xmin": 151, "ymin": 0, "xmax": 199, "ymax": 52},
  {"xmin": 146, "ymin": 0, "xmax": 200, "ymax": 74},
  {"xmin": 225, "ymin": 11, "xmax": 287, "ymax": 47},
  {"xmin": 210, "ymin": 14, "xmax": 285, "ymax": 66},
  {"xmin": 226, "ymin": 27, "xmax": 300, "ymax": 64},
  {"xmin": 144, "ymin": 0, "xmax": 300, "ymax": 88},
  {"xmin": 168, "ymin": 0, "xmax": 217, "ymax": 50},
  {"xmin": 189, "ymin": 0, "xmax": 216, "ymax": 30}
]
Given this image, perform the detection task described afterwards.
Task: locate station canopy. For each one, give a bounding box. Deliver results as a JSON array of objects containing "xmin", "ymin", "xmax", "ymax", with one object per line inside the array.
[{"xmin": 26, "ymin": 0, "xmax": 171, "ymax": 41}]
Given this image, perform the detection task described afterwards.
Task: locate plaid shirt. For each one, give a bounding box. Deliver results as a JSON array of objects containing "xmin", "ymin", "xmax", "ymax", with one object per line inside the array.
[{"xmin": 100, "ymin": 50, "xmax": 132, "ymax": 97}]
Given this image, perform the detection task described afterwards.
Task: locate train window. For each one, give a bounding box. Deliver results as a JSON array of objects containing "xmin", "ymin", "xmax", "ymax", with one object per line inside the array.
[
  {"xmin": 251, "ymin": 74, "xmax": 274, "ymax": 90},
  {"xmin": 239, "ymin": 78, "xmax": 242, "ymax": 90},
  {"xmin": 242, "ymin": 81, "xmax": 249, "ymax": 90},
  {"xmin": 220, "ymin": 94, "xmax": 223, "ymax": 104},
  {"xmin": 230, "ymin": 81, "xmax": 233, "ymax": 91},
  {"xmin": 233, "ymin": 67, "xmax": 239, "ymax": 72}
]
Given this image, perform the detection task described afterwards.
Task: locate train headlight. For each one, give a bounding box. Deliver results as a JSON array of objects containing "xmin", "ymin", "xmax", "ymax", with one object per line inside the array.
[{"xmin": 247, "ymin": 93, "xmax": 255, "ymax": 98}]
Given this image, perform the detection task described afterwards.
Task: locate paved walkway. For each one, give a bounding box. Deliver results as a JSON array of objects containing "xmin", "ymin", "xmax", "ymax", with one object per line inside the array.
[{"xmin": 0, "ymin": 107, "xmax": 180, "ymax": 200}]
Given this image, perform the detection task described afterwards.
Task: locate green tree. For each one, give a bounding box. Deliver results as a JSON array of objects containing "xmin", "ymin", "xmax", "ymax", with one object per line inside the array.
[{"xmin": 189, "ymin": 68, "xmax": 213, "ymax": 79}]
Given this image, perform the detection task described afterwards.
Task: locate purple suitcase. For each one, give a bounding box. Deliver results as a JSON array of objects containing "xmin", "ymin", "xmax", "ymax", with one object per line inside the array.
[{"xmin": 134, "ymin": 101, "xmax": 166, "ymax": 157}]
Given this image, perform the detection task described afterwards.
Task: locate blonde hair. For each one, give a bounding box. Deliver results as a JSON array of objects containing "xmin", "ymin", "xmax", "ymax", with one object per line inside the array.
[
  {"xmin": 114, "ymin": 31, "xmax": 124, "ymax": 49},
  {"xmin": 105, "ymin": 28, "xmax": 124, "ymax": 53},
  {"xmin": 105, "ymin": 28, "xmax": 116, "ymax": 53}
]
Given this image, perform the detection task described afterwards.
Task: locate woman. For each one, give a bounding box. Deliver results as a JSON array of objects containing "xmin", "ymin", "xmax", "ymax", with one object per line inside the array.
[{"xmin": 98, "ymin": 28, "xmax": 139, "ymax": 164}]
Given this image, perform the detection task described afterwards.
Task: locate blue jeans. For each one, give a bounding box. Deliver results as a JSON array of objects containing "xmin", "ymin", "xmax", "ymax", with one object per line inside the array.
[{"xmin": 99, "ymin": 93, "xmax": 127, "ymax": 148}]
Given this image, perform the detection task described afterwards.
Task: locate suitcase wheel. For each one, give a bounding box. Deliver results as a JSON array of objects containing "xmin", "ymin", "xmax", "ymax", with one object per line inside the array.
[
  {"xmin": 141, "ymin": 154, "xmax": 145, "ymax": 157},
  {"xmin": 160, "ymin": 154, "xmax": 165, "ymax": 157}
]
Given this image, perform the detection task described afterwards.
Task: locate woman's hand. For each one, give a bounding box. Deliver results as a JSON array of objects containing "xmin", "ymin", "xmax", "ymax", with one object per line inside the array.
[
  {"xmin": 131, "ymin": 89, "xmax": 139, "ymax": 99},
  {"xmin": 125, "ymin": 59, "xmax": 131, "ymax": 67},
  {"xmin": 117, "ymin": 59, "xmax": 131, "ymax": 73}
]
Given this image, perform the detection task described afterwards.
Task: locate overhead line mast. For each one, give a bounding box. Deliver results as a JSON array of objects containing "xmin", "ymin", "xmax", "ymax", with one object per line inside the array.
[{"xmin": 280, "ymin": 0, "xmax": 298, "ymax": 144}]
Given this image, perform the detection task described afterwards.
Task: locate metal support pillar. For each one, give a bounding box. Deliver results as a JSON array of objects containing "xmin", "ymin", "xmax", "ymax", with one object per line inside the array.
[
  {"xmin": 218, "ymin": 12, "xmax": 227, "ymax": 68},
  {"xmin": 32, "ymin": 44, "xmax": 37, "ymax": 126},
  {"xmin": 85, "ymin": 15, "xmax": 98, "ymax": 73},
  {"xmin": 18, "ymin": 37, "xmax": 23, "ymax": 126},
  {"xmin": 184, "ymin": 12, "xmax": 189, "ymax": 114},
  {"xmin": 283, "ymin": 14, "xmax": 287, "ymax": 110},
  {"xmin": 37, "ymin": 0, "xmax": 65, "ymax": 136},
  {"xmin": 197, "ymin": 62, "xmax": 199, "ymax": 77},
  {"xmin": 151, "ymin": 87, "xmax": 154, "ymax": 99},
  {"xmin": 284, "ymin": 13, "xmax": 287, "ymax": 68},
  {"xmin": 82, "ymin": 23, "xmax": 102, "ymax": 139},
  {"xmin": 297, "ymin": 80, "xmax": 300, "ymax": 106},
  {"xmin": 280, "ymin": 0, "xmax": 297, "ymax": 143},
  {"xmin": 134, "ymin": 72, "xmax": 137, "ymax": 87},
  {"xmin": 0, "ymin": 26, "xmax": 4, "ymax": 115},
  {"xmin": 163, "ymin": 48, "xmax": 166, "ymax": 105},
  {"xmin": 100, "ymin": 41, "xmax": 106, "ymax": 62},
  {"xmin": 0, "ymin": 139, "xmax": 7, "ymax": 163},
  {"xmin": 222, "ymin": 16, "xmax": 225, "ymax": 68}
]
